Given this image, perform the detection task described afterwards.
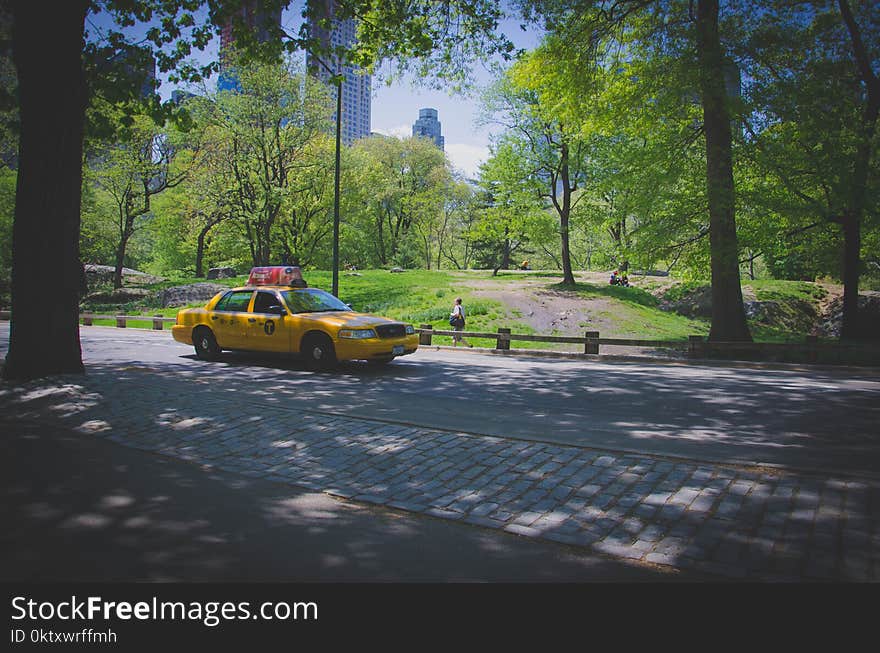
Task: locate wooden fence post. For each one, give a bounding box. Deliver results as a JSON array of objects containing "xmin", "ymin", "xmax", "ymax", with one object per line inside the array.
[
  {"xmin": 689, "ymin": 335, "xmax": 704, "ymax": 358},
  {"xmin": 116, "ymin": 315, "xmax": 126, "ymax": 328},
  {"xmin": 153, "ymin": 315, "xmax": 164, "ymax": 330},
  {"xmin": 585, "ymin": 331, "xmax": 599, "ymax": 355},
  {"xmin": 496, "ymin": 327, "xmax": 511, "ymax": 350},
  {"xmin": 419, "ymin": 324, "xmax": 433, "ymax": 345}
]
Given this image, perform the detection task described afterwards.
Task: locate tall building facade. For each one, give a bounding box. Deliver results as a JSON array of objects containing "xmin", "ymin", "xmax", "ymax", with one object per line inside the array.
[
  {"xmin": 218, "ymin": 1, "xmax": 282, "ymax": 91},
  {"xmin": 306, "ymin": 0, "xmax": 372, "ymax": 146},
  {"xmin": 412, "ymin": 108, "xmax": 444, "ymax": 150}
]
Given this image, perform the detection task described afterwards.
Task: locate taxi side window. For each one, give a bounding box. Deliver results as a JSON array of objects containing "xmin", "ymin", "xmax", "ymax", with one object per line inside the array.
[
  {"xmin": 214, "ymin": 291, "xmax": 253, "ymax": 312},
  {"xmin": 252, "ymin": 291, "xmax": 280, "ymax": 314}
]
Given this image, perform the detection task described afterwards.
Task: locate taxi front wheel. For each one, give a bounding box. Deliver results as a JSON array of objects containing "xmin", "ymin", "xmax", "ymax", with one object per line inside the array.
[
  {"xmin": 194, "ymin": 328, "xmax": 221, "ymax": 361},
  {"xmin": 302, "ymin": 333, "xmax": 336, "ymax": 371}
]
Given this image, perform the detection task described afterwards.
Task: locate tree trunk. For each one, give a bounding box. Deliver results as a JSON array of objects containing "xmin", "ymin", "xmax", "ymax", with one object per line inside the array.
[
  {"xmin": 195, "ymin": 224, "xmax": 210, "ymax": 278},
  {"xmin": 4, "ymin": 1, "xmax": 88, "ymax": 380},
  {"xmin": 559, "ymin": 143, "xmax": 576, "ymax": 286},
  {"xmin": 836, "ymin": 0, "xmax": 878, "ymax": 339},
  {"xmin": 697, "ymin": 0, "xmax": 752, "ymax": 342},
  {"xmin": 840, "ymin": 215, "xmax": 862, "ymax": 339},
  {"xmin": 113, "ymin": 229, "xmax": 131, "ymax": 290},
  {"xmin": 499, "ymin": 237, "xmax": 511, "ymax": 271}
]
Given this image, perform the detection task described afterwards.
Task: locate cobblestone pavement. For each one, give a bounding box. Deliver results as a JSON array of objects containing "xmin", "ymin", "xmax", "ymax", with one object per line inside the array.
[{"xmin": 2, "ymin": 362, "xmax": 878, "ymax": 582}]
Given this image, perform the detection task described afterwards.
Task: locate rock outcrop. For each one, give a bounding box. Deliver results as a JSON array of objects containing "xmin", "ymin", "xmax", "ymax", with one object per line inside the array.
[
  {"xmin": 207, "ymin": 266, "xmax": 237, "ymax": 280},
  {"xmin": 84, "ymin": 264, "xmax": 164, "ymax": 287},
  {"xmin": 816, "ymin": 292, "xmax": 880, "ymax": 339},
  {"xmin": 159, "ymin": 283, "xmax": 228, "ymax": 308}
]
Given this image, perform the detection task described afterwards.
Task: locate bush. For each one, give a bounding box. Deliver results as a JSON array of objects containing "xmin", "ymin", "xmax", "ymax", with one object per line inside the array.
[{"xmin": 661, "ymin": 281, "xmax": 708, "ymax": 304}]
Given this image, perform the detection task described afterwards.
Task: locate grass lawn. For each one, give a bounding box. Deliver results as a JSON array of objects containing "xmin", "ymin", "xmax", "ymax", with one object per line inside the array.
[{"xmin": 79, "ymin": 269, "xmax": 834, "ymax": 349}]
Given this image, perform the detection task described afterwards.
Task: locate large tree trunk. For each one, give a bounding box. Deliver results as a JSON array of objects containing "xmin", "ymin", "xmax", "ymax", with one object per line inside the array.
[
  {"xmin": 4, "ymin": 1, "xmax": 88, "ymax": 381},
  {"xmin": 840, "ymin": 215, "xmax": 862, "ymax": 339},
  {"xmin": 837, "ymin": 0, "xmax": 879, "ymax": 340},
  {"xmin": 697, "ymin": 0, "xmax": 752, "ymax": 343}
]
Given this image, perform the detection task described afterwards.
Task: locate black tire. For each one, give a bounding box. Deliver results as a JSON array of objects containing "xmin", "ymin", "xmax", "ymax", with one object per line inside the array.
[
  {"xmin": 301, "ymin": 333, "xmax": 336, "ymax": 370},
  {"xmin": 193, "ymin": 327, "xmax": 221, "ymax": 361}
]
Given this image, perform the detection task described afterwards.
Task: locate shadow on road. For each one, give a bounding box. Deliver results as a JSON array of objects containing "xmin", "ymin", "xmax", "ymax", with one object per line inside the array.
[{"xmin": 0, "ymin": 419, "xmax": 708, "ymax": 582}]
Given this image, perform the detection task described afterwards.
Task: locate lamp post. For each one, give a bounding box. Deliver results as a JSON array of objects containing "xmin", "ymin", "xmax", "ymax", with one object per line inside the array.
[
  {"xmin": 332, "ymin": 75, "xmax": 341, "ymax": 298},
  {"xmin": 311, "ymin": 54, "xmax": 343, "ymax": 298}
]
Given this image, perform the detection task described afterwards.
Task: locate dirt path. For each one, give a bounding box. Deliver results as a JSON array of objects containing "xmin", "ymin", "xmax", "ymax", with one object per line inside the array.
[
  {"xmin": 463, "ymin": 271, "xmax": 645, "ymax": 338},
  {"xmin": 456, "ymin": 270, "xmax": 687, "ymax": 358},
  {"xmin": 451, "ymin": 269, "xmax": 863, "ymax": 356}
]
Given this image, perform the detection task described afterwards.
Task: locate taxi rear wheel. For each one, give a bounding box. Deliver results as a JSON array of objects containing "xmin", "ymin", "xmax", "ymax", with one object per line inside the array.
[
  {"xmin": 193, "ymin": 328, "xmax": 220, "ymax": 361},
  {"xmin": 302, "ymin": 333, "xmax": 336, "ymax": 370}
]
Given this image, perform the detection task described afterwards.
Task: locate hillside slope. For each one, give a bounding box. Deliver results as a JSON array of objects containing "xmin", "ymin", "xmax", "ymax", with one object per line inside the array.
[{"xmin": 78, "ymin": 267, "xmax": 876, "ymax": 347}]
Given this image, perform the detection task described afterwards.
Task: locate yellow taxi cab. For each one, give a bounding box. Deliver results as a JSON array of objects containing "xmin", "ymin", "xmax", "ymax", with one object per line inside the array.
[{"xmin": 171, "ymin": 266, "xmax": 419, "ymax": 369}]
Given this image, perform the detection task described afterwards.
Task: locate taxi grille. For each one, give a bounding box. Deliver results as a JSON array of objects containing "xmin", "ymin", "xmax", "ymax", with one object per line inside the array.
[{"xmin": 376, "ymin": 324, "xmax": 405, "ymax": 339}]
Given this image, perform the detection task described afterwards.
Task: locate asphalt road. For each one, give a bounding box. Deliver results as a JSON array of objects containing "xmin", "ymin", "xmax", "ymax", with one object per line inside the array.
[{"xmin": 3, "ymin": 324, "xmax": 875, "ymax": 478}]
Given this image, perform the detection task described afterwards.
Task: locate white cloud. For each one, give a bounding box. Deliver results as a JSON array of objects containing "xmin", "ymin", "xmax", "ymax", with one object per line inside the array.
[
  {"xmin": 373, "ymin": 124, "xmax": 411, "ymax": 139},
  {"xmin": 444, "ymin": 143, "xmax": 488, "ymax": 180}
]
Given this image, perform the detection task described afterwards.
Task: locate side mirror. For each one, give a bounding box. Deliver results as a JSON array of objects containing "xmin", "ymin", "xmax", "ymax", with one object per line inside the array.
[{"xmin": 268, "ymin": 304, "xmax": 287, "ymax": 316}]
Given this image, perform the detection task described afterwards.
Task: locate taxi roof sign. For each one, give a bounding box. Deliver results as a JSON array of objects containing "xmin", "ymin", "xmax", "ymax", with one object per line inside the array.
[{"xmin": 247, "ymin": 266, "xmax": 308, "ymax": 288}]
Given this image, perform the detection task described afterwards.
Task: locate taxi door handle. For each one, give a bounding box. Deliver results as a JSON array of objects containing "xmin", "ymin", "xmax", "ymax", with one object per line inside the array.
[
  {"xmin": 248, "ymin": 318, "xmax": 257, "ymax": 323},
  {"xmin": 211, "ymin": 315, "xmax": 219, "ymax": 320}
]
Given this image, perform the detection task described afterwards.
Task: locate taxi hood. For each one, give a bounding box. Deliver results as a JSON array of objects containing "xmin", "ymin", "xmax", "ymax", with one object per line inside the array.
[{"xmin": 301, "ymin": 312, "xmax": 400, "ymax": 328}]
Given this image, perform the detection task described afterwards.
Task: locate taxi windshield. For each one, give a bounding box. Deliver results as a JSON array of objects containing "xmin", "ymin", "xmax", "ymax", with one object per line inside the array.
[{"xmin": 282, "ymin": 288, "xmax": 350, "ymax": 314}]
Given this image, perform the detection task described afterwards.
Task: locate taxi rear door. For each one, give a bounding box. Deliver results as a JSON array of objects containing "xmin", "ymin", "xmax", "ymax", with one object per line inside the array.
[
  {"xmin": 209, "ymin": 290, "xmax": 253, "ymax": 349},
  {"xmin": 246, "ymin": 290, "xmax": 295, "ymax": 352}
]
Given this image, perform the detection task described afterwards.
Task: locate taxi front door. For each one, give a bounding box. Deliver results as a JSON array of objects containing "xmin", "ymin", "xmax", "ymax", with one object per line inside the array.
[
  {"xmin": 246, "ymin": 291, "xmax": 296, "ymax": 352},
  {"xmin": 209, "ymin": 290, "xmax": 253, "ymax": 350}
]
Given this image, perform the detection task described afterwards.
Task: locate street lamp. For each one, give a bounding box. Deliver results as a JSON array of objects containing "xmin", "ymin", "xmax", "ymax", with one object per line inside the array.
[
  {"xmin": 312, "ymin": 54, "xmax": 343, "ymax": 298},
  {"xmin": 332, "ymin": 75, "xmax": 341, "ymax": 298}
]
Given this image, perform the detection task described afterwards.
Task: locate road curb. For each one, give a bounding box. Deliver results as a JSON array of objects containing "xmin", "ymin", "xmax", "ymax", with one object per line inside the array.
[{"xmin": 423, "ymin": 345, "xmax": 880, "ymax": 374}]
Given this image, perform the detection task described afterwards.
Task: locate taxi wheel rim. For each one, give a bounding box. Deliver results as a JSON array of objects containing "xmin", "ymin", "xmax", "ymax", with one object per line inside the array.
[{"xmin": 310, "ymin": 345, "xmax": 324, "ymax": 360}]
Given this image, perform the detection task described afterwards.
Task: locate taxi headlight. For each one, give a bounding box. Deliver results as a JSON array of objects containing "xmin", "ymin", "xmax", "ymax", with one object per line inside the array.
[
  {"xmin": 405, "ymin": 325, "xmax": 415, "ymax": 335},
  {"xmin": 338, "ymin": 328, "xmax": 377, "ymax": 339}
]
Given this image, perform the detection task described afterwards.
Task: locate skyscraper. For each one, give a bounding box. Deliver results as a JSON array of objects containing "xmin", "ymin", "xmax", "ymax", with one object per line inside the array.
[
  {"xmin": 306, "ymin": 0, "xmax": 372, "ymax": 146},
  {"xmin": 218, "ymin": 1, "xmax": 282, "ymax": 92},
  {"xmin": 412, "ymin": 108, "xmax": 444, "ymax": 150}
]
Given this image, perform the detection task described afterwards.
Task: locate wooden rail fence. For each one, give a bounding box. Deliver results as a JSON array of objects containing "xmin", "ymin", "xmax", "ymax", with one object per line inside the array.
[
  {"xmin": 0, "ymin": 311, "xmax": 176, "ymax": 330},
  {"xmin": 0, "ymin": 311, "xmax": 876, "ymax": 364},
  {"xmin": 416, "ymin": 325, "xmax": 880, "ymax": 364}
]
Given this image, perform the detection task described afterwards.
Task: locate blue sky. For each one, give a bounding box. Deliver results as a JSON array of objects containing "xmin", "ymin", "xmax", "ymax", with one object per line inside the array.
[
  {"xmin": 88, "ymin": 2, "xmax": 544, "ymax": 179},
  {"xmin": 280, "ymin": 2, "xmax": 544, "ymax": 178},
  {"xmin": 367, "ymin": 22, "xmax": 543, "ymax": 179}
]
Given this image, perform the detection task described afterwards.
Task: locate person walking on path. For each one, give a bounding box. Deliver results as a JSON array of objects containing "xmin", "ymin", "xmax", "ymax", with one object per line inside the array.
[{"xmin": 450, "ymin": 297, "xmax": 473, "ymax": 347}]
